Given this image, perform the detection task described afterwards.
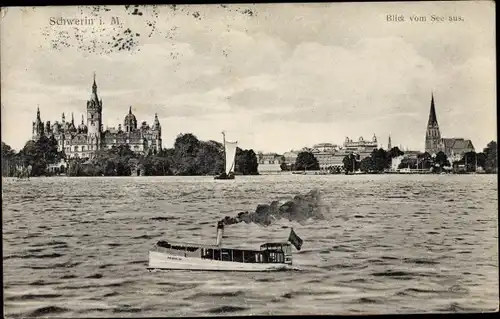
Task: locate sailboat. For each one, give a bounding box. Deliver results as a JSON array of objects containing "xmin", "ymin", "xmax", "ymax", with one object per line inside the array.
[{"xmin": 215, "ymin": 131, "xmax": 237, "ymax": 180}]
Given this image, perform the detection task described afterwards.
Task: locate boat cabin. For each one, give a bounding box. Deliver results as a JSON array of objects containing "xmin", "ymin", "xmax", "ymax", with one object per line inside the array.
[{"xmin": 155, "ymin": 241, "xmax": 293, "ymax": 265}]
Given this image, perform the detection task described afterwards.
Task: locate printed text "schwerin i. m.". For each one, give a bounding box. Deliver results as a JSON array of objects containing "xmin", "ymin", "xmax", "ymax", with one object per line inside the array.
[{"xmin": 49, "ymin": 16, "xmax": 121, "ymax": 26}]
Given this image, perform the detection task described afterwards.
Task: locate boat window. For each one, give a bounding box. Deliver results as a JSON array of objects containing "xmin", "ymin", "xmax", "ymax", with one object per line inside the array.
[
  {"xmin": 202, "ymin": 249, "xmax": 215, "ymax": 260},
  {"xmin": 221, "ymin": 249, "xmax": 232, "ymax": 262},
  {"xmin": 232, "ymin": 249, "xmax": 244, "ymax": 263}
]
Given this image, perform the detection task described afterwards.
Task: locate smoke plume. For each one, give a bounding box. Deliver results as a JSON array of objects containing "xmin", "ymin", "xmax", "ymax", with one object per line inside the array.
[{"xmin": 219, "ymin": 189, "xmax": 328, "ymax": 226}]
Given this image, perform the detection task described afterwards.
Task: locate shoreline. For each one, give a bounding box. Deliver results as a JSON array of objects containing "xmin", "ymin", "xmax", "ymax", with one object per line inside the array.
[{"xmin": 2, "ymin": 172, "xmax": 496, "ymax": 178}]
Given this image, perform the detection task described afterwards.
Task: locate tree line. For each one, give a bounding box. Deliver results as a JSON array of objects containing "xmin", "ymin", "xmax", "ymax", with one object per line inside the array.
[{"xmin": 1, "ymin": 133, "xmax": 259, "ymax": 177}]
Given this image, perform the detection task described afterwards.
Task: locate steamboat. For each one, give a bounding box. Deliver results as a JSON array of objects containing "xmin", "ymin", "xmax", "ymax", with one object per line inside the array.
[{"xmin": 148, "ymin": 222, "xmax": 303, "ymax": 272}]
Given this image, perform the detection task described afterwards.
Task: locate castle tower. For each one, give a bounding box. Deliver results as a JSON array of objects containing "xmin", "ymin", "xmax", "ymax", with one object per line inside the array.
[
  {"xmin": 87, "ymin": 73, "xmax": 103, "ymax": 151},
  {"xmin": 425, "ymin": 92, "xmax": 442, "ymax": 155},
  {"xmin": 388, "ymin": 134, "xmax": 392, "ymax": 150},
  {"xmin": 32, "ymin": 105, "xmax": 44, "ymax": 140},
  {"xmin": 153, "ymin": 113, "xmax": 162, "ymax": 150}
]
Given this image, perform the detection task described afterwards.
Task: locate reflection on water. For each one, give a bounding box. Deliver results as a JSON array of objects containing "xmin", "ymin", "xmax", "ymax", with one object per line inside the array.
[{"xmin": 2, "ymin": 174, "xmax": 498, "ymax": 316}]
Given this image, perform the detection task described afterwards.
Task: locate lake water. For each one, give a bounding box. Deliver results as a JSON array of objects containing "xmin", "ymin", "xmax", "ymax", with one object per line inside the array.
[{"xmin": 2, "ymin": 174, "xmax": 498, "ymax": 316}]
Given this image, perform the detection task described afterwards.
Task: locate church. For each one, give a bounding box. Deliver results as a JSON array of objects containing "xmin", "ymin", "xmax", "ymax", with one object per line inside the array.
[
  {"xmin": 424, "ymin": 93, "xmax": 474, "ymax": 162},
  {"xmin": 31, "ymin": 75, "xmax": 162, "ymax": 159}
]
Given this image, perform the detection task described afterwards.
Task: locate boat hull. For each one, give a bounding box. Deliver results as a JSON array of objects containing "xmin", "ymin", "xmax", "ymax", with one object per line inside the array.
[
  {"xmin": 214, "ymin": 172, "xmax": 235, "ymax": 180},
  {"xmin": 148, "ymin": 251, "xmax": 299, "ymax": 272}
]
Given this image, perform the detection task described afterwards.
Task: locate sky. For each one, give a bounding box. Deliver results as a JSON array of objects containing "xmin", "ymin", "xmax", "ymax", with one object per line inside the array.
[{"xmin": 1, "ymin": 2, "xmax": 496, "ymax": 153}]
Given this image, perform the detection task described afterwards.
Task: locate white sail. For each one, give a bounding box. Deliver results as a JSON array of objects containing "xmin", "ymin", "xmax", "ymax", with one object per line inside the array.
[{"xmin": 224, "ymin": 140, "xmax": 238, "ymax": 175}]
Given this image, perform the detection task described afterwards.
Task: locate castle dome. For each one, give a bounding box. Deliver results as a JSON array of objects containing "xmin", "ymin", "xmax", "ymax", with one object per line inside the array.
[
  {"xmin": 78, "ymin": 115, "xmax": 88, "ymax": 133},
  {"xmin": 78, "ymin": 122, "xmax": 88, "ymax": 131},
  {"xmin": 124, "ymin": 106, "xmax": 137, "ymax": 132}
]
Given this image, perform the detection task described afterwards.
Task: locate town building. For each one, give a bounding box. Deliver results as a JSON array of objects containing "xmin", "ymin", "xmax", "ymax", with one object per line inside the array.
[
  {"xmin": 309, "ymin": 143, "xmax": 342, "ymax": 169},
  {"xmin": 32, "ymin": 75, "xmax": 162, "ymax": 158},
  {"xmin": 424, "ymin": 93, "xmax": 475, "ymax": 160},
  {"xmin": 343, "ymin": 135, "xmax": 378, "ymax": 153},
  {"xmin": 257, "ymin": 152, "xmax": 282, "ymax": 164},
  {"xmin": 283, "ymin": 137, "xmax": 379, "ymax": 170},
  {"xmin": 257, "ymin": 152, "xmax": 283, "ymax": 174}
]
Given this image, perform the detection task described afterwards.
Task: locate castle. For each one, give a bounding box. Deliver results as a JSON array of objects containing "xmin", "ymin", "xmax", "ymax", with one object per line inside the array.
[
  {"xmin": 425, "ymin": 93, "xmax": 474, "ymax": 161},
  {"xmin": 32, "ymin": 75, "xmax": 162, "ymax": 159}
]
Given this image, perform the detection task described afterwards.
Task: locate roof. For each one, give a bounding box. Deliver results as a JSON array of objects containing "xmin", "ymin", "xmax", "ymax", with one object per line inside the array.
[
  {"xmin": 260, "ymin": 242, "xmax": 290, "ymax": 247},
  {"xmin": 157, "ymin": 240, "xmax": 289, "ymax": 250},
  {"xmin": 442, "ymin": 138, "xmax": 474, "ymax": 151}
]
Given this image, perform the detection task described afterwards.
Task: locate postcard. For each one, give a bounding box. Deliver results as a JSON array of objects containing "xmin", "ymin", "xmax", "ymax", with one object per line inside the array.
[{"xmin": 1, "ymin": 2, "xmax": 497, "ymax": 317}]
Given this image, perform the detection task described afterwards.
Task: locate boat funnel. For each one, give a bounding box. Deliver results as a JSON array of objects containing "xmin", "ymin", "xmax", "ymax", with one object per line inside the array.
[{"xmin": 216, "ymin": 221, "xmax": 224, "ymax": 247}]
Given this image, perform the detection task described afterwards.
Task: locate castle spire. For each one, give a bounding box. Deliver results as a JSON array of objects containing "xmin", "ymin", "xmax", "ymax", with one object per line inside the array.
[
  {"xmin": 129, "ymin": 106, "xmax": 132, "ymax": 114},
  {"xmin": 89, "ymin": 72, "xmax": 99, "ymax": 103},
  {"xmin": 36, "ymin": 105, "xmax": 41, "ymax": 120},
  {"xmin": 62, "ymin": 112, "xmax": 65, "ymax": 121},
  {"xmin": 71, "ymin": 112, "xmax": 74, "ymax": 124},
  {"xmin": 428, "ymin": 92, "xmax": 438, "ymax": 126},
  {"xmin": 81, "ymin": 114, "xmax": 84, "ymax": 124},
  {"xmin": 92, "ymin": 72, "xmax": 97, "ymax": 93}
]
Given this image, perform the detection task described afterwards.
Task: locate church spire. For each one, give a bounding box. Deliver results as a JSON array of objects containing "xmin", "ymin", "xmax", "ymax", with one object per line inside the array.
[
  {"xmin": 71, "ymin": 112, "xmax": 75, "ymax": 125},
  {"xmin": 388, "ymin": 134, "xmax": 392, "ymax": 150},
  {"xmin": 425, "ymin": 91, "xmax": 442, "ymax": 155},
  {"xmin": 129, "ymin": 106, "xmax": 132, "ymax": 114},
  {"xmin": 81, "ymin": 114, "xmax": 84, "ymax": 124},
  {"xmin": 427, "ymin": 92, "xmax": 438, "ymax": 126},
  {"xmin": 36, "ymin": 105, "xmax": 41, "ymax": 120}
]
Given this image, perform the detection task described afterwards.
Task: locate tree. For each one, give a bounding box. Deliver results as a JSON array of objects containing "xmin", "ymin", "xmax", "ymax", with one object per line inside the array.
[
  {"xmin": 433, "ymin": 151, "xmax": 450, "ymax": 172},
  {"xmin": 388, "ymin": 147, "xmax": 404, "ymax": 159},
  {"xmin": 342, "ymin": 153, "xmax": 357, "ymax": 173},
  {"xmin": 398, "ymin": 157, "xmax": 417, "ymax": 169},
  {"xmin": 16, "ymin": 137, "xmax": 61, "ymax": 176},
  {"xmin": 483, "ymin": 141, "xmax": 497, "ymax": 173},
  {"xmin": 195, "ymin": 141, "xmax": 224, "ymax": 175},
  {"xmin": 235, "ymin": 148, "xmax": 259, "ymax": 175},
  {"xmin": 295, "ymin": 151, "xmax": 319, "ymax": 171},
  {"xmin": 359, "ymin": 156, "xmax": 373, "ymax": 172},
  {"xmin": 370, "ymin": 148, "xmax": 390, "ymax": 172},
  {"xmin": 458, "ymin": 151, "xmax": 483, "ymax": 172},
  {"xmin": 1, "ymin": 142, "xmax": 17, "ymax": 176},
  {"xmin": 172, "ymin": 133, "xmax": 201, "ymax": 175},
  {"xmin": 417, "ymin": 152, "xmax": 432, "ymax": 169}
]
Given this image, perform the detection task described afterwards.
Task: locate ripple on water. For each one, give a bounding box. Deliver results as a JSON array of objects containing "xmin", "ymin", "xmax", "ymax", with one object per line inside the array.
[
  {"xmin": 29, "ymin": 306, "xmax": 71, "ymax": 317},
  {"xmin": 2, "ymin": 175, "xmax": 498, "ymax": 316},
  {"xmin": 205, "ymin": 305, "xmax": 249, "ymax": 314}
]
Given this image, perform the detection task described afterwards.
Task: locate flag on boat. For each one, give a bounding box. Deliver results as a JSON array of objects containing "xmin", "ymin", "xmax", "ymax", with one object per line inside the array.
[{"xmin": 288, "ymin": 228, "xmax": 303, "ymax": 251}]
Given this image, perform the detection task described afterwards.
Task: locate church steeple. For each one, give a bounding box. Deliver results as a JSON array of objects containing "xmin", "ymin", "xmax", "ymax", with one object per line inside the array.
[
  {"xmin": 427, "ymin": 92, "xmax": 438, "ymax": 126},
  {"xmin": 425, "ymin": 92, "xmax": 442, "ymax": 155},
  {"xmin": 71, "ymin": 112, "xmax": 75, "ymax": 125},
  {"xmin": 388, "ymin": 134, "xmax": 392, "ymax": 150}
]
